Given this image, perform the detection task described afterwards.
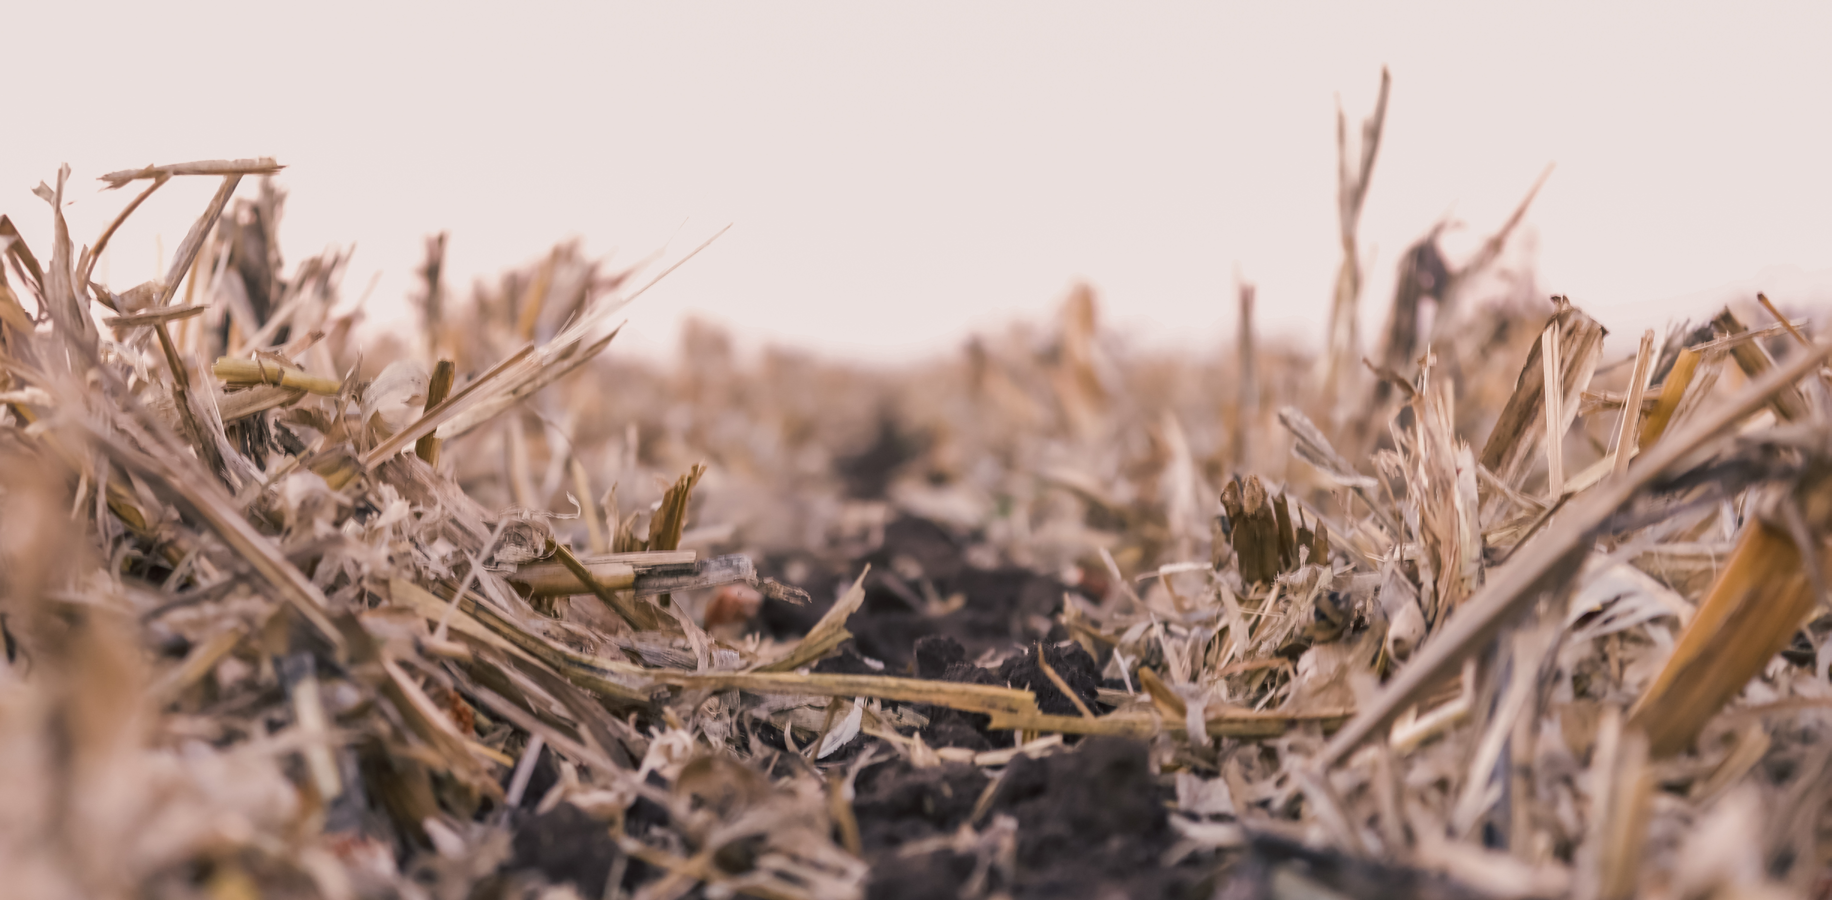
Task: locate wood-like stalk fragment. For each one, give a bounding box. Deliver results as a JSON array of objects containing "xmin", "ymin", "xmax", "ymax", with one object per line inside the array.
[
  {"xmin": 1714, "ymin": 308, "xmax": 1807, "ymax": 422},
  {"xmin": 1611, "ymin": 330, "xmax": 1655, "ymax": 474},
  {"xmin": 394, "ymin": 576, "xmax": 656, "ymax": 704},
  {"xmin": 360, "ymin": 344, "xmax": 534, "ymax": 468},
  {"xmin": 0, "ymin": 215, "xmax": 45, "ymax": 293},
  {"xmin": 828, "ymin": 770, "xmax": 864, "ymax": 857},
  {"xmin": 571, "ymin": 457, "xmax": 606, "ymax": 553},
  {"xmin": 154, "ymin": 174, "xmax": 241, "ymax": 309},
  {"xmin": 1317, "ymin": 67, "xmax": 1391, "ymax": 405},
  {"xmin": 1477, "ymin": 301, "xmax": 1605, "ymax": 512},
  {"xmin": 1627, "ymin": 465, "xmax": 1832, "ymax": 757},
  {"xmin": 79, "ymin": 173, "xmax": 170, "ymax": 287},
  {"xmin": 984, "ymin": 708, "xmax": 1354, "ymax": 741},
  {"xmin": 1007, "ymin": 667, "xmax": 1351, "ymax": 740},
  {"xmin": 547, "ymin": 540, "xmax": 672, "ymax": 632},
  {"xmin": 217, "ymin": 384, "xmax": 306, "ymax": 422},
  {"xmin": 511, "ymin": 560, "xmax": 635, "ymax": 597},
  {"xmin": 1638, "ymin": 348, "xmax": 1702, "ymax": 449},
  {"xmin": 99, "ymin": 157, "xmax": 284, "ymax": 189},
  {"xmin": 1578, "ymin": 710, "xmax": 1653, "ymax": 900},
  {"xmin": 156, "ymin": 323, "xmax": 222, "ymax": 476},
  {"xmin": 1757, "ymin": 292, "xmax": 1811, "ymax": 348},
  {"xmin": 1540, "ymin": 322, "xmax": 1565, "ymax": 496},
  {"xmin": 1234, "ymin": 279, "xmax": 1256, "ymax": 466},
  {"xmin": 103, "ymin": 303, "xmax": 205, "ymax": 329},
  {"xmin": 1135, "ymin": 666, "xmax": 1186, "ymax": 718},
  {"xmin": 0, "ymin": 283, "xmax": 33, "ymax": 335},
  {"xmin": 651, "ymin": 671, "xmax": 1041, "ymax": 718},
  {"xmin": 213, "ymin": 357, "xmax": 343, "ymax": 395},
  {"xmin": 1221, "ymin": 475, "xmax": 1285, "ymax": 586},
  {"xmin": 415, "ymin": 359, "xmax": 455, "ymax": 466},
  {"xmin": 648, "ymin": 463, "xmax": 707, "ymax": 552},
  {"xmin": 643, "ymin": 462, "xmax": 707, "ymax": 610}
]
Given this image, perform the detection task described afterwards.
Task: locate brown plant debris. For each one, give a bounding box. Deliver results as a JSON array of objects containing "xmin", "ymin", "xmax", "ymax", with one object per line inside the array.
[{"xmin": 9, "ymin": 99, "xmax": 1832, "ymax": 900}]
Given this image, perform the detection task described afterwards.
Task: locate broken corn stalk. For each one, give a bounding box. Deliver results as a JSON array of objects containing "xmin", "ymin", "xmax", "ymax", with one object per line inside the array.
[{"xmin": 1629, "ymin": 464, "xmax": 1832, "ymax": 757}]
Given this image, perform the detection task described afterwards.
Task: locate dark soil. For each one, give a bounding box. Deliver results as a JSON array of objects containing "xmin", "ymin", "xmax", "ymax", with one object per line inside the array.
[
  {"xmin": 811, "ymin": 642, "xmax": 892, "ymax": 676},
  {"xmin": 1214, "ymin": 832, "xmax": 1496, "ymax": 900},
  {"xmin": 857, "ymin": 737, "xmax": 1214, "ymax": 900},
  {"xmin": 912, "ymin": 635, "xmax": 1009, "ymax": 751},
  {"xmin": 495, "ymin": 802, "xmax": 632, "ymax": 897},
  {"xmin": 996, "ymin": 640, "xmax": 1102, "ymax": 716},
  {"xmin": 903, "ymin": 634, "xmax": 1105, "ymax": 750},
  {"xmin": 758, "ymin": 516, "xmax": 1078, "ymax": 672},
  {"xmin": 853, "ymin": 759, "xmax": 990, "ymax": 852},
  {"xmin": 836, "ymin": 417, "xmax": 930, "ymax": 499}
]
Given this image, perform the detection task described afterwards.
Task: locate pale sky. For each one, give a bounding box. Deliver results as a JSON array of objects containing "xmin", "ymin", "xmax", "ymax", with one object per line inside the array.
[{"xmin": 6, "ymin": 2, "xmax": 1831, "ymax": 363}]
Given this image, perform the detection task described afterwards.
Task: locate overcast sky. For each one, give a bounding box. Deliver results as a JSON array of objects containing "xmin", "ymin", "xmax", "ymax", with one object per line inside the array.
[{"xmin": 6, "ymin": 2, "xmax": 1831, "ymax": 362}]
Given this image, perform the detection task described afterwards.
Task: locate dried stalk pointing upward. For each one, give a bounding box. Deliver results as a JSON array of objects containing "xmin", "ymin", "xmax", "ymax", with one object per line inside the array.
[{"xmin": 1317, "ymin": 67, "xmax": 1391, "ymax": 410}]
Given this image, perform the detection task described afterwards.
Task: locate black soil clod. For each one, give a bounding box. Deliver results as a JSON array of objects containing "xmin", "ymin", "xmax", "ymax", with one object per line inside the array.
[
  {"xmin": 996, "ymin": 641, "xmax": 1101, "ymax": 716},
  {"xmin": 500, "ymin": 802, "xmax": 628, "ymax": 897},
  {"xmin": 857, "ymin": 737, "xmax": 1212, "ymax": 900}
]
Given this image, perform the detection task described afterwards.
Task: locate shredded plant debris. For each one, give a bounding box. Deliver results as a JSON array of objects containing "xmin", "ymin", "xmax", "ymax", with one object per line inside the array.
[{"xmin": 7, "ymin": 76, "xmax": 1832, "ymax": 900}]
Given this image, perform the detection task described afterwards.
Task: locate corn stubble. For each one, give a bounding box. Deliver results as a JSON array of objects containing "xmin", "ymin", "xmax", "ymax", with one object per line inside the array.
[{"xmin": 3, "ymin": 80, "xmax": 1832, "ymax": 900}]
